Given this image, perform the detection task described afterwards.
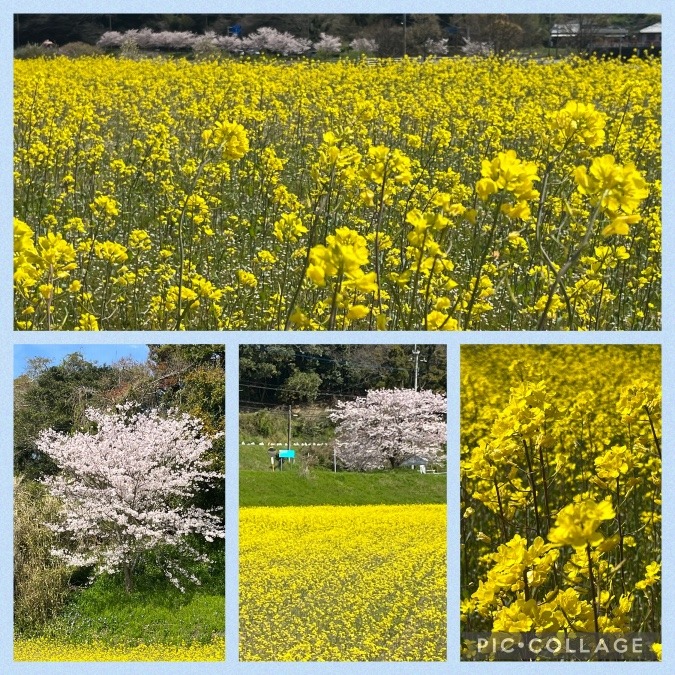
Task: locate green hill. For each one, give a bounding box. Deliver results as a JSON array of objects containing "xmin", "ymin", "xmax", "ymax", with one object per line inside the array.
[{"xmin": 240, "ymin": 467, "xmax": 446, "ymax": 507}]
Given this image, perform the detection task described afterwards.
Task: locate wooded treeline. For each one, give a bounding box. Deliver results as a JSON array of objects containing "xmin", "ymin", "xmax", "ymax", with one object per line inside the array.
[
  {"xmin": 14, "ymin": 345, "xmax": 225, "ymax": 494},
  {"xmin": 239, "ymin": 344, "xmax": 447, "ymax": 407},
  {"xmin": 15, "ymin": 14, "xmax": 659, "ymax": 55}
]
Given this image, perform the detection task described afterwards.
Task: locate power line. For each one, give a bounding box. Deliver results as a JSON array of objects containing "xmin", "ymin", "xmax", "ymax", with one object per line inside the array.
[
  {"xmin": 239, "ymin": 402, "xmax": 332, "ymax": 418},
  {"xmin": 239, "ymin": 345, "xmax": 447, "ymax": 409},
  {"xmin": 241, "ymin": 345, "xmax": 446, "ymax": 377},
  {"xmin": 239, "ymin": 381, "xmax": 364, "ymax": 400}
]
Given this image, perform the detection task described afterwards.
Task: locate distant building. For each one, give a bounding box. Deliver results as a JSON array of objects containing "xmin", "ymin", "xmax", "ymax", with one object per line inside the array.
[
  {"xmin": 550, "ymin": 22, "xmax": 580, "ymax": 45},
  {"xmin": 639, "ymin": 22, "xmax": 662, "ymax": 49},
  {"xmin": 400, "ymin": 454, "xmax": 429, "ymax": 469},
  {"xmin": 550, "ymin": 20, "xmax": 661, "ymax": 55},
  {"xmin": 550, "ymin": 22, "xmax": 629, "ymax": 47}
]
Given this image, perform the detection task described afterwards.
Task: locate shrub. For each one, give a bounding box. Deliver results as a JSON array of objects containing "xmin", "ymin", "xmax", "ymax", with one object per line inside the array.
[
  {"xmin": 14, "ymin": 476, "xmax": 70, "ymax": 632},
  {"xmin": 14, "ymin": 43, "xmax": 53, "ymax": 59},
  {"xmin": 58, "ymin": 41, "xmax": 101, "ymax": 58}
]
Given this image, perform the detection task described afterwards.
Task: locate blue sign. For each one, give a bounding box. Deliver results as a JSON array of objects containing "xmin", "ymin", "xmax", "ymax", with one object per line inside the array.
[
  {"xmin": 279, "ymin": 449, "xmax": 295, "ymax": 459},
  {"xmin": 229, "ymin": 24, "xmax": 242, "ymax": 36}
]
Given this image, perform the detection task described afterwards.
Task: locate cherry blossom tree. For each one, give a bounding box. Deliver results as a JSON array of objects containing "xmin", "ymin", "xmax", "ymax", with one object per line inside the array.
[
  {"xmin": 314, "ymin": 32, "xmax": 342, "ymax": 55},
  {"xmin": 242, "ymin": 27, "xmax": 311, "ymax": 56},
  {"xmin": 97, "ymin": 31, "xmax": 125, "ymax": 49},
  {"xmin": 329, "ymin": 388, "xmax": 446, "ymax": 471},
  {"xmin": 98, "ymin": 29, "xmax": 199, "ymax": 51},
  {"xmin": 214, "ymin": 34, "xmax": 246, "ymax": 54},
  {"xmin": 349, "ymin": 37, "xmax": 379, "ymax": 55},
  {"xmin": 424, "ymin": 38, "xmax": 449, "ymax": 56},
  {"xmin": 461, "ymin": 37, "xmax": 494, "ymax": 56},
  {"xmin": 191, "ymin": 31, "xmax": 221, "ymax": 55},
  {"xmin": 37, "ymin": 405, "xmax": 224, "ymax": 593}
]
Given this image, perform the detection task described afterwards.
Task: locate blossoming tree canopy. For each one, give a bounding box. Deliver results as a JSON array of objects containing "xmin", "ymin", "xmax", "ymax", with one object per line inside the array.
[
  {"xmin": 36, "ymin": 405, "xmax": 224, "ymax": 592},
  {"xmin": 329, "ymin": 388, "xmax": 447, "ymax": 470}
]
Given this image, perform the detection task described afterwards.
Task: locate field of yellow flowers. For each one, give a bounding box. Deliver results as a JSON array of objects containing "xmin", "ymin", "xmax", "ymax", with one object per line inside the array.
[
  {"xmin": 14, "ymin": 54, "xmax": 660, "ymax": 330},
  {"xmin": 239, "ymin": 504, "xmax": 446, "ymax": 660},
  {"xmin": 460, "ymin": 345, "xmax": 661, "ymax": 661},
  {"xmin": 14, "ymin": 636, "xmax": 225, "ymax": 661}
]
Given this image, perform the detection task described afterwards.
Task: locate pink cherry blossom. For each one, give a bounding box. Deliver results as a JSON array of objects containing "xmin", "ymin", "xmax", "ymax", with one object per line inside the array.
[
  {"xmin": 329, "ymin": 388, "xmax": 447, "ymax": 471},
  {"xmin": 37, "ymin": 404, "xmax": 224, "ymax": 592}
]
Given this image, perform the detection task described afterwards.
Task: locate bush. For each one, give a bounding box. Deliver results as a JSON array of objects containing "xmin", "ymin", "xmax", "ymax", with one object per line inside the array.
[
  {"xmin": 14, "ymin": 43, "xmax": 53, "ymax": 59},
  {"xmin": 239, "ymin": 409, "xmax": 285, "ymax": 439},
  {"xmin": 58, "ymin": 41, "xmax": 101, "ymax": 58},
  {"xmin": 280, "ymin": 371, "xmax": 322, "ymax": 404},
  {"xmin": 14, "ymin": 476, "xmax": 70, "ymax": 632}
]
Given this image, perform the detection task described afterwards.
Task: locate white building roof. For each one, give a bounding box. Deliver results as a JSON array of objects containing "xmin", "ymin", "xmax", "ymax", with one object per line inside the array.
[
  {"xmin": 551, "ymin": 22, "xmax": 579, "ymax": 38},
  {"xmin": 640, "ymin": 22, "xmax": 662, "ymax": 34}
]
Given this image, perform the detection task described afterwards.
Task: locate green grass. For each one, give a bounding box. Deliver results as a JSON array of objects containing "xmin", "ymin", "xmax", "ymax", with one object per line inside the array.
[
  {"xmin": 240, "ymin": 441, "xmax": 337, "ymax": 472},
  {"xmin": 240, "ymin": 410, "xmax": 333, "ymax": 465},
  {"xmin": 36, "ymin": 559, "xmax": 224, "ymax": 646},
  {"xmin": 240, "ymin": 467, "xmax": 446, "ymax": 507},
  {"xmin": 239, "ymin": 408, "xmax": 335, "ymax": 471}
]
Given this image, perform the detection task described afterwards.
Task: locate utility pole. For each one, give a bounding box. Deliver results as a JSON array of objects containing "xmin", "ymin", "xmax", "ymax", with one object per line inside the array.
[
  {"xmin": 287, "ymin": 404, "xmax": 291, "ymax": 451},
  {"xmin": 412, "ymin": 344, "xmax": 421, "ymax": 391},
  {"xmin": 403, "ymin": 14, "xmax": 407, "ymax": 56}
]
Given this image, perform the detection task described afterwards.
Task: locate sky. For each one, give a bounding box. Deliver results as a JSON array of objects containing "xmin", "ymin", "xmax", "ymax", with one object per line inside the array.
[{"xmin": 13, "ymin": 344, "xmax": 150, "ymax": 377}]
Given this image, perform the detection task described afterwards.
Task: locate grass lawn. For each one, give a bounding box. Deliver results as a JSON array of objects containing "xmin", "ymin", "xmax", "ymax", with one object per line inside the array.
[
  {"xmin": 240, "ymin": 466, "xmax": 446, "ymax": 507},
  {"xmin": 43, "ymin": 562, "xmax": 224, "ymax": 644},
  {"xmin": 16, "ymin": 557, "xmax": 225, "ymax": 661}
]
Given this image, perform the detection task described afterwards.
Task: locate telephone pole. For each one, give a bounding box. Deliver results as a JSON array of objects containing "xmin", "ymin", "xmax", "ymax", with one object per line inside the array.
[
  {"xmin": 287, "ymin": 404, "xmax": 291, "ymax": 451},
  {"xmin": 403, "ymin": 14, "xmax": 407, "ymax": 56},
  {"xmin": 412, "ymin": 344, "xmax": 420, "ymax": 391}
]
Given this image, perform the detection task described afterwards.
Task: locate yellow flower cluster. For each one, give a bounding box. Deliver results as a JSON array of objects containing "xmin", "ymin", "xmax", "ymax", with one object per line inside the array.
[
  {"xmin": 14, "ymin": 54, "xmax": 660, "ymax": 330},
  {"xmin": 306, "ymin": 227, "xmax": 379, "ymax": 328},
  {"xmin": 549, "ymin": 100, "xmax": 606, "ymax": 150},
  {"xmin": 574, "ymin": 155, "xmax": 649, "ymax": 236},
  {"xmin": 547, "ymin": 498, "xmax": 615, "ymax": 549},
  {"xmin": 461, "ymin": 345, "xmax": 660, "ymax": 660},
  {"xmin": 202, "ymin": 119, "xmax": 249, "ymax": 159},
  {"xmin": 14, "ymin": 636, "xmax": 225, "ymax": 661},
  {"xmin": 240, "ymin": 504, "xmax": 446, "ymax": 661},
  {"xmin": 475, "ymin": 149, "xmax": 539, "ymax": 220}
]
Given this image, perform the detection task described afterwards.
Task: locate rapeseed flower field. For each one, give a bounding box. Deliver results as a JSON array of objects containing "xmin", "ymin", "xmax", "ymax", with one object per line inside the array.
[
  {"xmin": 239, "ymin": 504, "xmax": 446, "ymax": 660},
  {"xmin": 461, "ymin": 345, "xmax": 661, "ymax": 660},
  {"xmin": 14, "ymin": 636, "xmax": 225, "ymax": 661},
  {"xmin": 14, "ymin": 54, "xmax": 660, "ymax": 330}
]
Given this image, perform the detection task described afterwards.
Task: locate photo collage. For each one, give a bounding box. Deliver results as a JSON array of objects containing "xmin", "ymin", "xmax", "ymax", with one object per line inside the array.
[{"xmin": 9, "ymin": 9, "xmax": 663, "ymax": 671}]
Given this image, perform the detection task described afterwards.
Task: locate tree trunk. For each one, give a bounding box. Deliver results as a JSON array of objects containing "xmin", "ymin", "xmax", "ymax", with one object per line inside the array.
[{"xmin": 123, "ymin": 562, "xmax": 134, "ymax": 593}]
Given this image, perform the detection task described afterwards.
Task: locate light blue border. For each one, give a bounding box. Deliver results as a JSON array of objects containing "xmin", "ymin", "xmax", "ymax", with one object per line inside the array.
[{"xmin": 4, "ymin": 1, "xmax": 669, "ymax": 673}]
